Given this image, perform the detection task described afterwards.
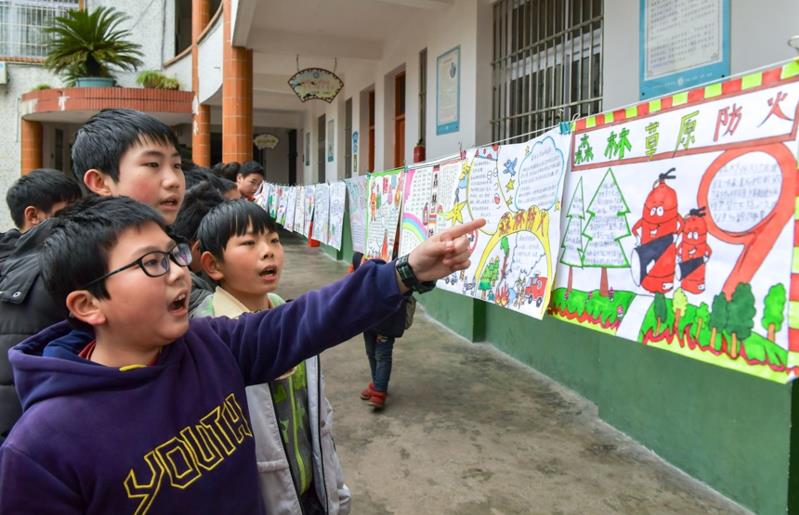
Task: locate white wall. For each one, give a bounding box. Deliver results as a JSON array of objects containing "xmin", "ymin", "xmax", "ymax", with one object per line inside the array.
[
  {"xmin": 294, "ymin": 0, "xmax": 492, "ymax": 183},
  {"xmin": 603, "ymin": 0, "xmax": 799, "ymax": 111}
]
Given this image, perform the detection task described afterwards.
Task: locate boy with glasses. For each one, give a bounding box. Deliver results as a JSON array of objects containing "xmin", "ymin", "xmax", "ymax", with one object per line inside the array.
[{"xmin": 0, "ymin": 196, "xmax": 482, "ymax": 514}]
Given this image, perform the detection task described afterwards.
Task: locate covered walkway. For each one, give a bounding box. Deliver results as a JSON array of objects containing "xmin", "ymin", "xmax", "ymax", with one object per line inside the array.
[{"xmin": 278, "ymin": 233, "xmax": 748, "ymax": 515}]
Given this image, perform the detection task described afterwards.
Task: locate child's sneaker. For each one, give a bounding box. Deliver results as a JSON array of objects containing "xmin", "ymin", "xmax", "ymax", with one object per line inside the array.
[
  {"xmin": 367, "ymin": 391, "xmax": 386, "ymax": 410},
  {"xmin": 360, "ymin": 383, "xmax": 377, "ymax": 400}
]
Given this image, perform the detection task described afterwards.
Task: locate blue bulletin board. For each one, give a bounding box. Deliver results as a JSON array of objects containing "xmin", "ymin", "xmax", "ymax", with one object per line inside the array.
[{"xmin": 639, "ymin": 0, "xmax": 729, "ymax": 99}]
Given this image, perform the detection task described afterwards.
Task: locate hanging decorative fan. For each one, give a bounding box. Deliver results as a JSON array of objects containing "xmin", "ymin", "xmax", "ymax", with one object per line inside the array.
[{"xmin": 288, "ymin": 56, "xmax": 343, "ymax": 103}]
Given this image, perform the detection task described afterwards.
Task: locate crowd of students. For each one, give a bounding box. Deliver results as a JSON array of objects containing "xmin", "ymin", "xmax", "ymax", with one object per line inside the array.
[{"xmin": 0, "ymin": 108, "xmax": 481, "ymax": 514}]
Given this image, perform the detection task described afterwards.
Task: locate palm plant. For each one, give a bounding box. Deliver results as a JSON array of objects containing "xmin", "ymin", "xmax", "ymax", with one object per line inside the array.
[{"xmin": 44, "ymin": 6, "xmax": 144, "ymax": 85}]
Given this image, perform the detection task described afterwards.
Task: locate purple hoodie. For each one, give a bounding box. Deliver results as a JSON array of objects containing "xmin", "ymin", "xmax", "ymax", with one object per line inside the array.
[{"xmin": 0, "ymin": 261, "xmax": 404, "ymax": 514}]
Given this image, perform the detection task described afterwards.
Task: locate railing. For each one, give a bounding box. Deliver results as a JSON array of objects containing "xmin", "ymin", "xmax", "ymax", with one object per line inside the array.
[{"xmin": 0, "ymin": 0, "xmax": 79, "ymax": 59}]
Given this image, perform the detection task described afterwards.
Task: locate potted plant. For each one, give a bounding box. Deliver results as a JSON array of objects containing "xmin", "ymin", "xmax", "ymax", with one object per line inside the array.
[
  {"xmin": 44, "ymin": 6, "xmax": 143, "ymax": 87},
  {"xmin": 136, "ymin": 70, "xmax": 180, "ymax": 90}
]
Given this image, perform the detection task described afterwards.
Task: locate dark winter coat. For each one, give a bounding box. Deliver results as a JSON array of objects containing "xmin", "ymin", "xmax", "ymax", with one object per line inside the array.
[{"xmin": 0, "ymin": 221, "xmax": 66, "ymax": 441}]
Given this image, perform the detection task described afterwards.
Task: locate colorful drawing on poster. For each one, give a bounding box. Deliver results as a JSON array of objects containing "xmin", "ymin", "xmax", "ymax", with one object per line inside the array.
[
  {"xmin": 399, "ymin": 166, "xmax": 435, "ymax": 256},
  {"xmin": 285, "ymin": 186, "xmax": 297, "ymax": 231},
  {"xmin": 293, "ymin": 186, "xmax": 305, "ymax": 234},
  {"xmin": 276, "ymin": 186, "xmax": 289, "ymax": 226},
  {"xmin": 268, "ymin": 185, "xmax": 279, "ymax": 219},
  {"xmin": 346, "ymin": 175, "xmax": 368, "ymax": 253},
  {"xmin": 312, "ymin": 184, "xmax": 330, "ymax": 243},
  {"xmin": 303, "ymin": 187, "xmax": 315, "ymax": 237},
  {"xmin": 255, "ymin": 183, "xmax": 271, "ymax": 212},
  {"xmin": 550, "ymin": 62, "xmax": 799, "ymax": 383},
  {"xmin": 436, "ymin": 127, "xmax": 572, "ymax": 320},
  {"xmin": 328, "ymin": 182, "xmax": 347, "ymax": 250},
  {"xmin": 365, "ymin": 168, "xmax": 405, "ymax": 261}
]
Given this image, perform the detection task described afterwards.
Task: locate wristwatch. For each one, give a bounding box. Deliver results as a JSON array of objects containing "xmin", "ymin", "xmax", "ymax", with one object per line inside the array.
[{"xmin": 395, "ymin": 254, "xmax": 436, "ymax": 293}]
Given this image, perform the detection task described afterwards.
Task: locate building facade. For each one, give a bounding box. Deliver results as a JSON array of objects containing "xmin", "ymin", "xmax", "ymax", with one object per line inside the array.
[{"xmin": 3, "ymin": 1, "xmax": 799, "ymax": 513}]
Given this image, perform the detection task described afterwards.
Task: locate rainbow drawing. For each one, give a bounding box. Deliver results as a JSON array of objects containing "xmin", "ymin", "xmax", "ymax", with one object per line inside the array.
[{"xmin": 401, "ymin": 213, "xmax": 427, "ymax": 248}]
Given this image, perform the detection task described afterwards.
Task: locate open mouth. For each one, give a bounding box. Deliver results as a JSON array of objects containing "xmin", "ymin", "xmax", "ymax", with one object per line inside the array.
[
  {"xmin": 160, "ymin": 198, "xmax": 179, "ymax": 209},
  {"xmin": 168, "ymin": 292, "xmax": 187, "ymax": 312},
  {"xmin": 259, "ymin": 266, "xmax": 278, "ymax": 278}
]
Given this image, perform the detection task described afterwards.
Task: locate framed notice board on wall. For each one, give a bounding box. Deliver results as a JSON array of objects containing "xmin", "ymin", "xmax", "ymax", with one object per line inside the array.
[{"xmin": 640, "ymin": 0, "xmax": 729, "ymax": 99}]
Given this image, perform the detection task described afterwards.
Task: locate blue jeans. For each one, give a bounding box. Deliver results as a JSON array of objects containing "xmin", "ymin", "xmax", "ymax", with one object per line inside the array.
[{"xmin": 364, "ymin": 330, "xmax": 395, "ymax": 393}]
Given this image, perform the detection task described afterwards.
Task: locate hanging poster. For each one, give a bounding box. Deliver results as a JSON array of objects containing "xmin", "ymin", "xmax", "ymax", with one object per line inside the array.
[
  {"xmin": 268, "ymin": 185, "xmax": 279, "ymax": 219},
  {"xmin": 303, "ymin": 187, "xmax": 315, "ymax": 237},
  {"xmin": 293, "ymin": 186, "xmax": 305, "ymax": 234},
  {"xmin": 345, "ymin": 175, "xmax": 368, "ymax": 253},
  {"xmin": 275, "ymin": 186, "xmax": 289, "ymax": 226},
  {"xmin": 436, "ymin": 127, "xmax": 572, "ymax": 320},
  {"xmin": 285, "ymin": 186, "xmax": 297, "ymax": 231},
  {"xmin": 255, "ymin": 182, "xmax": 271, "ymax": 212},
  {"xmin": 551, "ymin": 61, "xmax": 799, "ymax": 382},
  {"xmin": 640, "ymin": 0, "xmax": 729, "ymax": 99},
  {"xmin": 399, "ymin": 165, "xmax": 436, "ymax": 257},
  {"xmin": 365, "ymin": 168, "xmax": 405, "ymax": 261},
  {"xmin": 398, "ymin": 156, "xmax": 462, "ymax": 256},
  {"xmin": 436, "ymin": 46, "xmax": 460, "ymax": 135},
  {"xmin": 328, "ymin": 182, "xmax": 347, "ymax": 250},
  {"xmin": 312, "ymin": 184, "xmax": 330, "ymax": 243}
]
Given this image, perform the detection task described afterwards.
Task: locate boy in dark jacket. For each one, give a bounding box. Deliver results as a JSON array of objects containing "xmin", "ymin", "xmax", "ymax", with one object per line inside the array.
[
  {"xmin": 0, "ymin": 169, "xmax": 81, "ymax": 441},
  {"xmin": 0, "ymin": 196, "xmax": 482, "ymax": 514}
]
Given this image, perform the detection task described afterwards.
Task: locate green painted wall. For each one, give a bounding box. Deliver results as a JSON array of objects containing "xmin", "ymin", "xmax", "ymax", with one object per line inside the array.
[
  {"xmin": 481, "ymin": 301, "xmax": 794, "ymax": 515},
  {"xmin": 418, "ymin": 290, "xmax": 484, "ymax": 342}
]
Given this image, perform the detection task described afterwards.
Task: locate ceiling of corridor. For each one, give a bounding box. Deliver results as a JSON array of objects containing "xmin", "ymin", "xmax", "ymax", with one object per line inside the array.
[{"xmin": 238, "ymin": 0, "xmax": 453, "ymax": 118}]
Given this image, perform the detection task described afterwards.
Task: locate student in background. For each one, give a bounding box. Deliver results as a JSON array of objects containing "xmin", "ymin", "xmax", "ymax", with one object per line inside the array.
[{"xmin": 0, "ymin": 169, "xmax": 81, "ymax": 441}]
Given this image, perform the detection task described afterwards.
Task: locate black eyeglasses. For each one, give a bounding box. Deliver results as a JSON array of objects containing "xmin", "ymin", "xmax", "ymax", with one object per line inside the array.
[{"xmin": 81, "ymin": 243, "xmax": 192, "ymax": 289}]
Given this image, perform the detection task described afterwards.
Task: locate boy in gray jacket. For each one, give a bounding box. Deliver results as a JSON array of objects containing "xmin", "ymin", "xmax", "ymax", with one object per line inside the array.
[{"xmin": 192, "ymin": 200, "xmax": 350, "ymax": 514}]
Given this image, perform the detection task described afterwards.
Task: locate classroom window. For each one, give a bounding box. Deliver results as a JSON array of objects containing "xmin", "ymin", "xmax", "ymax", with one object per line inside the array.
[
  {"xmin": 492, "ymin": 0, "xmax": 603, "ymax": 143},
  {"xmin": 0, "ymin": 0, "xmax": 79, "ymax": 59}
]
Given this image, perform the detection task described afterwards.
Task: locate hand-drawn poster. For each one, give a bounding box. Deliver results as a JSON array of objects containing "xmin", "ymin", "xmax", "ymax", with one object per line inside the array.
[
  {"xmin": 302, "ymin": 187, "xmax": 315, "ymax": 237},
  {"xmin": 276, "ymin": 186, "xmax": 289, "ymax": 226},
  {"xmin": 328, "ymin": 182, "xmax": 347, "ymax": 250},
  {"xmin": 255, "ymin": 182, "xmax": 271, "ymax": 212},
  {"xmin": 268, "ymin": 184, "xmax": 279, "ymax": 219},
  {"xmin": 399, "ymin": 165, "xmax": 435, "ymax": 257},
  {"xmin": 365, "ymin": 168, "xmax": 405, "ymax": 261},
  {"xmin": 345, "ymin": 175, "xmax": 368, "ymax": 253},
  {"xmin": 397, "ymin": 158, "xmax": 461, "ymax": 256},
  {"xmin": 293, "ymin": 186, "xmax": 305, "ymax": 234},
  {"xmin": 312, "ymin": 184, "xmax": 330, "ymax": 243},
  {"xmin": 284, "ymin": 186, "xmax": 297, "ymax": 231},
  {"xmin": 436, "ymin": 127, "xmax": 572, "ymax": 320},
  {"xmin": 550, "ymin": 61, "xmax": 799, "ymax": 382}
]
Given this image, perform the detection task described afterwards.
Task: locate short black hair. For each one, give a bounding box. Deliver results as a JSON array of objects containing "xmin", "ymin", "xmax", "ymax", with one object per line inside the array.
[
  {"xmin": 212, "ymin": 162, "xmax": 241, "ymax": 181},
  {"xmin": 6, "ymin": 169, "xmax": 82, "ymax": 229},
  {"xmin": 40, "ymin": 196, "xmax": 167, "ymax": 313},
  {"xmin": 198, "ymin": 199, "xmax": 277, "ymax": 260},
  {"xmin": 239, "ymin": 160, "xmax": 265, "ymax": 178},
  {"xmin": 71, "ymin": 109, "xmax": 180, "ymax": 189},
  {"xmin": 171, "ymin": 183, "xmax": 225, "ymax": 243},
  {"xmin": 185, "ymin": 166, "xmax": 237, "ymax": 195}
]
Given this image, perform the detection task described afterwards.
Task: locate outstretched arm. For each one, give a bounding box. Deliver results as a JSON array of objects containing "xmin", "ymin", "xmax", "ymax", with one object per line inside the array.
[{"xmin": 208, "ymin": 219, "xmax": 485, "ymax": 385}]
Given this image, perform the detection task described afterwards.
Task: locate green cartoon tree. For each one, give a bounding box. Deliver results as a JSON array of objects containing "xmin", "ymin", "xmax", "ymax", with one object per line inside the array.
[
  {"xmin": 559, "ymin": 178, "xmax": 585, "ymax": 296},
  {"xmin": 761, "ymin": 283, "xmax": 787, "ymax": 342},
  {"xmin": 694, "ymin": 302, "xmax": 710, "ymax": 341},
  {"xmin": 709, "ymin": 293, "xmax": 728, "ymax": 350},
  {"xmin": 727, "ymin": 283, "xmax": 755, "ymax": 358},
  {"xmin": 653, "ymin": 293, "xmax": 668, "ymax": 335},
  {"xmin": 582, "ymin": 169, "xmax": 631, "ymax": 297},
  {"xmin": 672, "ymin": 288, "xmax": 688, "ymax": 340}
]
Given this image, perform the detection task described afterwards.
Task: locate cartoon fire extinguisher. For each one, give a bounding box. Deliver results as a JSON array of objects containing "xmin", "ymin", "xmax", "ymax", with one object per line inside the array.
[
  {"xmin": 677, "ymin": 207, "xmax": 712, "ymax": 294},
  {"xmin": 631, "ymin": 168, "xmax": 683, "ymax": 294}
]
